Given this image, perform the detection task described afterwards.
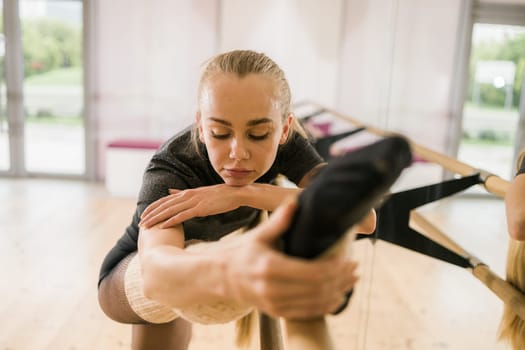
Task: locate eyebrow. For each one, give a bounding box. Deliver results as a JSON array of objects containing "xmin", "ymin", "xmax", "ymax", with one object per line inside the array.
[{"xmin": 208, "ymin": 117, "xmax": 274, "ymax": 127}]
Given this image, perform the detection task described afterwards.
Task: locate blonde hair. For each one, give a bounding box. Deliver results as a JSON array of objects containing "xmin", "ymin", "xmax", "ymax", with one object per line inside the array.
[
  {"xmin": 192, "ymin": 50, "xmax": 306, "ymax": 153},
  {"xmin": 499, "ymin": 151, "xmax": 525, "ymax": 348},
  {"xmin": 499, "ymin": 241, "xmax": 525, "ymax": 348},
  {"xmin": 516, "ymin": 150, "xmax": 525, "ymax": 175}
]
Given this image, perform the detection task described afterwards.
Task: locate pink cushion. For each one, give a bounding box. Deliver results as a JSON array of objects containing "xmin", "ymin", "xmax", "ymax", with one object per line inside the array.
[{"xmin": 107, "ymin": 139, "xmax": 163, "ymax": 150}]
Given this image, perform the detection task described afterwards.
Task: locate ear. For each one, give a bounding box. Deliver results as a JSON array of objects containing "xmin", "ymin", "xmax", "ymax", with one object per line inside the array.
[
  {"xmin": 279, "ymin": 113, "xmax": 293, "ymax": 144},
  {"xmin": 195, "ymin": 112, "xmax": 205, "ymax": 143}
]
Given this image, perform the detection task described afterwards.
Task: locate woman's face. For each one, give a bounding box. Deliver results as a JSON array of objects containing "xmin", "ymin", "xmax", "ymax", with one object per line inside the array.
[{"xmin": 197, "ymin": 73, "xmax": 291, "ymax": 186}]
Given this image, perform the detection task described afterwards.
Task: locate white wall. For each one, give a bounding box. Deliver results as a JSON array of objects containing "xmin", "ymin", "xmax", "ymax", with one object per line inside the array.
[
  {"xmin": 338, "ymin": 0, "xmax": 462, "ymax": 152},
  {"xmin": 92, "ymin": 0, "xmax": 465, "ymax": 179},
  {"xmin": 93, "ymin": 0, "xmax": 218, "ymax": 178},
  {"xmin": 220, "ymin": 0, "xmax": 344, "ymax": 107}
]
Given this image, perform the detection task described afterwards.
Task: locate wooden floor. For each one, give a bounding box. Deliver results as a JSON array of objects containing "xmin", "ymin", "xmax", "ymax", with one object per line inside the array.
[{"xmin": 0, "ymin": 177, "xmax": 513, "ymax": 349}]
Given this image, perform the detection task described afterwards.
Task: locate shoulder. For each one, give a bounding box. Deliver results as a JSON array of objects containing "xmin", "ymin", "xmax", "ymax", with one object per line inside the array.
[
  {"xmin": 151, "ymin": 126, "xmax": 211, "ymax": 181},
  {"xmin": 273, "ymin": 132, "xmax": 324, "ymax": 184},
  {"xmin": 138, "ymin": 125, "xmax": 219, "ymax": 208},
  {"xmin": 278, "ymin": 132, "xmax": 322, "ymax": 162}
]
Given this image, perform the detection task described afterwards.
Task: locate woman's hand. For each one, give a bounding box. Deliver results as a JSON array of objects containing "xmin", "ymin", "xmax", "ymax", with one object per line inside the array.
[
  {"xmin": 222, "ymin": 200, "xmax": 359, "ymax": 320},
  {"xmin": 140, "ymin": 184, "xmax": 242, "ymax": 228},
  {"xmin": 140, "ymin": 183, "xmax": 299, "ymax": 229}
]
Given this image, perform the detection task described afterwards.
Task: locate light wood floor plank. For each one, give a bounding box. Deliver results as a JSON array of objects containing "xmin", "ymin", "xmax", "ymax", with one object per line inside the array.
[{"xmin": 0, "ymin": 178, "xmax": 513, "ymax": 349}]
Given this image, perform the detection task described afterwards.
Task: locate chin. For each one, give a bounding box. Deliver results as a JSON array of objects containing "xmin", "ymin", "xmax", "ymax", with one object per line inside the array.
[
  {"xmin": 221, "ymin": 176, "xmax": 256, "ymax": 187},
  {"xmin": 223, "ymin": 179, "xmax": 252, "ymax": 187}
]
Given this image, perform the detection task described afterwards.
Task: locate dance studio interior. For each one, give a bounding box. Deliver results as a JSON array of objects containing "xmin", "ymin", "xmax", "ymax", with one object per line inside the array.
[{"xmin": 1, "ymin": 0, "xmax": 525, "ymax": 349}]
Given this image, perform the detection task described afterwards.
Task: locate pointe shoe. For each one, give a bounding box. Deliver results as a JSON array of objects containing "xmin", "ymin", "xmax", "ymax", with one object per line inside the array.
[
  {"xmin": 282, "ymin": 135, "xmax": 412, "ymax": 259},
  {"xmin": 280, "ymin": 135, "xmax": 412, "ymax": 314}
]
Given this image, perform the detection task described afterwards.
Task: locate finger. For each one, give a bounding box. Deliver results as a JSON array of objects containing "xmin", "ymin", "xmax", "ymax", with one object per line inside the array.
[
  {"xmin": 143, "ymin": 209, "xmax": 183, "ymax": 228},
  {"xmin": 159, "ymin": 210, "xmax": 196, "ymax": 228},
  {"xmin": 268, "ymin": 297, "xmax": 328, "ymax": 317},
  {"xmin": 262, "ymin": 277, "xmax": 356, "ymax": 305},
  {"xmin": 262, "ymin": 254, "xmax": 346, "ymax": 284},
  {"xmin": 341, "ymin": 275, "xmax": 359, "ymax": 296},
  {"xmin": 141, "ymin": 195, "xmax": 181, "ymax": 222},
  {"xmin": 253, "ymin": 278, "xmax": 332, "ymax": 300},
  {"xmin": 298, "ymin": 287, "xmax": 353, "ymax": 317},
  {"xmin": 332, "ymin": 260, "xmax": 358, "ymax": 292},
  {"xmin": 267, "ymin": 293, "xmax": 345, "ymax": 320},
  {"xmin": 142, "ymin": 202, "xmax": 190, "ymax": 228},
  {"xmin": 328, "ymin": 292, "xmax": 353, "ymax": 315},
  {"xmin": 143, "ymin": 194, "xmax": 194, "ymax": 224},
  {"xmin": 141, "ymin": 195, "xmax": 174, "ymax": 219},
  {"xmin": 141, "ymin": 196, "xmax": 173, "ymax": 219}
]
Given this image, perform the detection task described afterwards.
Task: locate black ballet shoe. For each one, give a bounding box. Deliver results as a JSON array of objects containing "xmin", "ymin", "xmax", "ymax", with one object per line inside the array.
[{"xmin": 280, "ymin": 135, "xmax": 413, "ymax": 312}]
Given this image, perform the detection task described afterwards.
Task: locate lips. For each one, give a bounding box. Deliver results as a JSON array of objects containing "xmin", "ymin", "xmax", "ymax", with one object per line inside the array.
[{"xmin": 224, "ymin": 168, "xmax": 254, "ymax": 179}]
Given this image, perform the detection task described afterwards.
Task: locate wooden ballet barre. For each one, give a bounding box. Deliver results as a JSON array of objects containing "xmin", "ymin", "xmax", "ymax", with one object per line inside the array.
[
  {"xmin": 411, "ymin": 211, "xmax": 525, "ymax": 322},
  {"xmin": 304, "ymin": 102, "xmax": 510, "ymax": 198},
  {"xmin": 301, "ymin": 101, "xmax": 525, "ymax": 309},
  {"xmin": 283, "ymin": 101, "xmax": 521, "ymax": 349}
]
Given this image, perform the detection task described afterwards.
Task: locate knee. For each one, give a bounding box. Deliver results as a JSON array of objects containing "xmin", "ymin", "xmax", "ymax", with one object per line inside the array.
[
  {"xmin": 98, "ymin": 276, "xmax": 142, "ymax": 324},
  {"xmin": 97, "ymin": 277, "xmax": 121, "ymax": 322}
]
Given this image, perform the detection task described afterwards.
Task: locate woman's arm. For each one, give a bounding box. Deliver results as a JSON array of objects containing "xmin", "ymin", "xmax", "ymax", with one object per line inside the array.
[
  {"xmin": 140, "ymin": 162, "xmax": 377, "ymax": 234},
  {"xmin": 138, "ymin": 201, "xmax": 359, "ymax": 319},
  {"xmin": 138, "ymin": 224, "xmax": 227, "ymax": 307},
  {"xmin": 139, "ymin": 183, "xmax": 299, "ymax": 228},
  {"xmin": 140, "ymin": 164, "xmax": 325, "ymax": 229},
  {"xmin": 505, "ymin": 173, "xmax": 525, "ymax": 241}
]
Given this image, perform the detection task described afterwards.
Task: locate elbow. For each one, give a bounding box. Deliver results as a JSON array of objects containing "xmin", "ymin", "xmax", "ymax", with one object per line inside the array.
[
  {"xmin": 142, "ymin": 276, "xmax": 157, "ymax": 301},
  {"xmin": 140, "ymin": 252, "xmax": 162, "ymax": 301}
]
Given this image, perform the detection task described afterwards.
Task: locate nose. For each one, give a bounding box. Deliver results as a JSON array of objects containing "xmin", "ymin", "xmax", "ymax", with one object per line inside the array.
[{"xmin": 229, "ymin": 137, "xmax": 250, "ymax": 160}]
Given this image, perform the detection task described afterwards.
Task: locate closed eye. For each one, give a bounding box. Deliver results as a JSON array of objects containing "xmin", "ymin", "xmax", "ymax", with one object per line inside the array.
[
  {"xmin": 248, "ymin": 132, "xmax": 270, "ymax": 141},
  {"xmin": 210, "ymin": 126, "xmax": 232, "ymax": 139},
  {"xmin": 247, "ymin": 125, "xmax": 272, "ymax": 141},
  {"xmin": 211, "ymin": 131, "xmax": 231, "ymax": 140}
]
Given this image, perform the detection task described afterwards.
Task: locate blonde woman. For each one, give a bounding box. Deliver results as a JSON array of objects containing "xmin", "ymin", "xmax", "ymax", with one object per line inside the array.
[
  {"xmin": 500, "ymin": 150, "xmax": 525, "ymax": 349},
  {"xmin": 506, "ymin": 151, "xmax": 525, "ymax": 241},
  {"xmin": 98, "ymin": 50, "xmax": 375, "ymax": 349}
]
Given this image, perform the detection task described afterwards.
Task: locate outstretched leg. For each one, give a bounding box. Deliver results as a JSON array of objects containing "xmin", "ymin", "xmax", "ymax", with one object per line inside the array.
[
  {"xmin": 98, "ymin": 253, "xmax": 192, "ymax": 350},
  {"xmin": 131, "ymin": 319, "xmax": 192, "ymax": 350}
]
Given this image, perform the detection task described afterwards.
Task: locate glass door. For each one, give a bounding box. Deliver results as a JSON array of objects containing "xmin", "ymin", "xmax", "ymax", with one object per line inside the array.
[
  {"xmin": 0, "ymin": 0, "xmax": 85, "ymax": 177},
  {"xmin": 457, "ymin": 23, "xmax": 525, "ymax": 181},
  {"xmin": 20, "ymin": 0, "xmax": 84, "ymax": 175}
]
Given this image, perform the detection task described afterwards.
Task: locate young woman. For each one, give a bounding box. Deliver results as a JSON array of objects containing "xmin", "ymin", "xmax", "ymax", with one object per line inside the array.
[
  {"xmin": 500, "ymin": 151, "xmax": 525, "ymax": 348},
  {"xmin": 505, "ymin": 151, "xmax": 525, "ymax": 241},
  {"xmin": 98, "ymin": 49, "xmax": 376, "ymax": 350}
]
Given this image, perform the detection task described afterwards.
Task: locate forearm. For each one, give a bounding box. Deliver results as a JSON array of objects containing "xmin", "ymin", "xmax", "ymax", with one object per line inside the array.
[
  {"xmin": 240, "ymin": 183, "xmax": 300, "ymax": 212},
  {"xmin": 235, "ymin": 163, "xmax": 326, "ymax": 211},
  {"xmin": 140, "ymin": 244, "xmax": 229, "ymax": 307}
]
